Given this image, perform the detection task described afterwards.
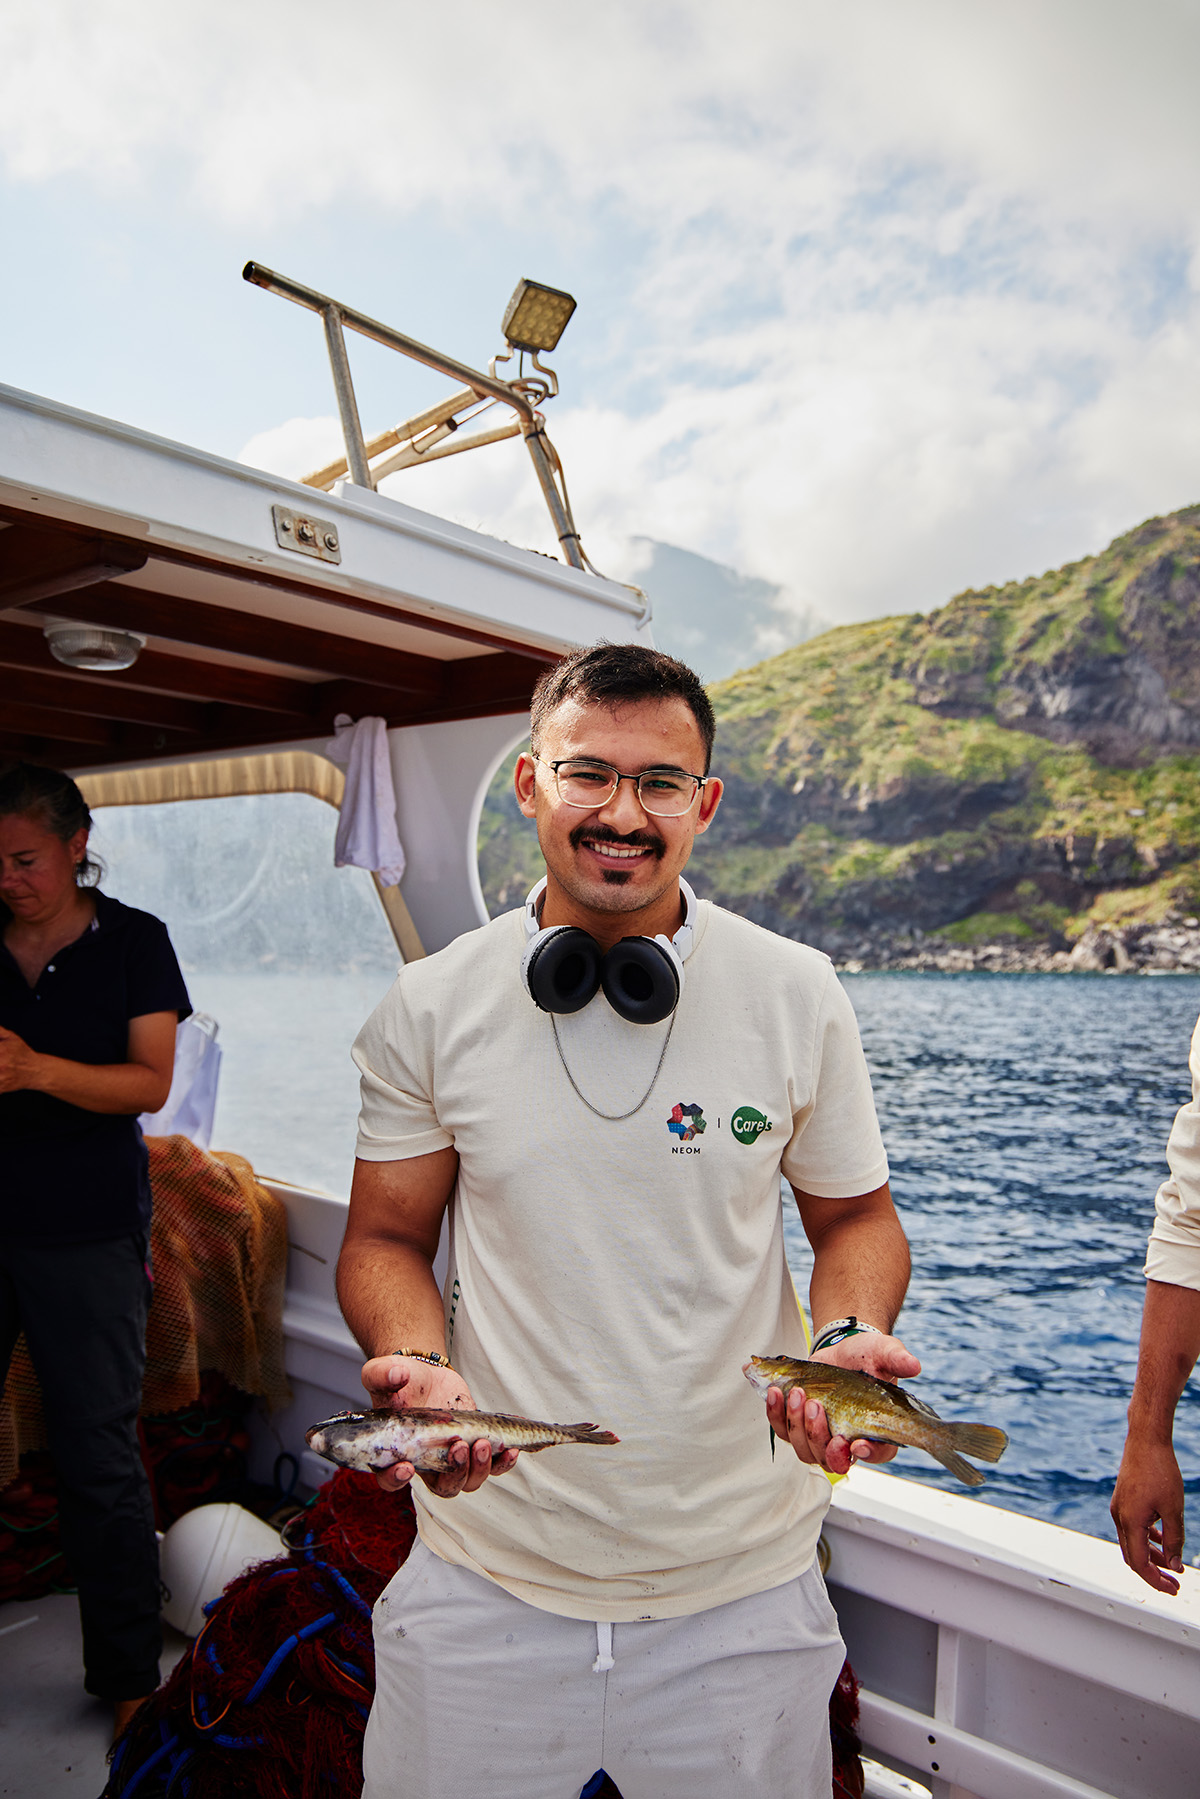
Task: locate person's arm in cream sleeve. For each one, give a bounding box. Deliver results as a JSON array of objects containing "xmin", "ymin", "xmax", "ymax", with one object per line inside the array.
[{"xmin": 1112, "ymin": 1014, "xmax": 1200, "ymax": 1594}]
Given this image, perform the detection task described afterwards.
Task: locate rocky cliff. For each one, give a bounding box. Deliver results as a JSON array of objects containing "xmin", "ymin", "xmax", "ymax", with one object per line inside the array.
[{"xmin": 478, "ymin": 504, "xmax": 1200, "ymax": 971}]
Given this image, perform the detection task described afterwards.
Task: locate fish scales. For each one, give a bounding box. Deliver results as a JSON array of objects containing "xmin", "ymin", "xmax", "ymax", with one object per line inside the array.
[
  {"xmin": 743, "ymin": 1354, "xmax": 1008, "ymax": 1487},
  {"xmin": 306, "ymin": 1407, "xmax": 619, "ymax": 1474}
]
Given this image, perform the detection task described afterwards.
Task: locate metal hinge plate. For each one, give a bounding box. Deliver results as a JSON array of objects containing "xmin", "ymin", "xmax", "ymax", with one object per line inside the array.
[{"xmin": 272, "ymin": 504, "xmax": 342, "ymax": 563}]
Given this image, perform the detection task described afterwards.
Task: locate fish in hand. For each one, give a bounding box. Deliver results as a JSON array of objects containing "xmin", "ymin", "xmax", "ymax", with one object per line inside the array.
[
  {"xmin": 743, "ymin": 1355, "xmax": 1008, "ymax": 1487},
  {"xmin": 306, "ymin": 1407, "xmax": 620, "ymax": 1474}
]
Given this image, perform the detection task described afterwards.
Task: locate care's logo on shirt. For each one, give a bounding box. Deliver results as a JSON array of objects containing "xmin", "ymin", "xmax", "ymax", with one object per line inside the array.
[
  {"xmin": 731, "ymin": 1105, "xmax": 773, "ymax": 1145},
  {"xmin": 667, "ymin": 1102, "xmax": 706, "ymax": 1153}
]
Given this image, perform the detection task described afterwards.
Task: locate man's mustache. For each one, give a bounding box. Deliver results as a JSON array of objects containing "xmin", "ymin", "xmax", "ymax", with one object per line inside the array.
[{"xmin": 569, "ymin": 823, "xmax": 666, "ymax": 859}]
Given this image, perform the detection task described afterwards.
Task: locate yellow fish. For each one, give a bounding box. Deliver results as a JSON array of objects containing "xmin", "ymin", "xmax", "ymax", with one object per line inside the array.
[{"xmin": 744, "ymin": 1355, "xmax": 1008, "ymax": 1487}]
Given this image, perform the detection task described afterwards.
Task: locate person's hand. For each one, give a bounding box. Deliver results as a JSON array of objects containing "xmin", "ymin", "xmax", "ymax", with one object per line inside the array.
[
  {"xmin": 358, "ymin": 1354, "xmax": 519, "ymax": 1499},
  {"xmin": 0, "ymin": 1027, "xmax": 41, "ymax": 1094},
  {"xmin": 766, "ymin": 1332, "xmax": 922, "ymax": 1477},
  {"xmin": 1111, "ymin": 1434, "xmax": 1186, "ymax": 1595}
]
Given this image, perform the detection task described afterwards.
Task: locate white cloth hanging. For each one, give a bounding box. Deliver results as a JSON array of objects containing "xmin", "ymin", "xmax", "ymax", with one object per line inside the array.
[
  {"xmin": 139, "ymin": 1012, "xmax": 222, "ymax": 1149},
  {"xmin": 324, "ymin": 714, "xmax": 407, "ymax": 887}
]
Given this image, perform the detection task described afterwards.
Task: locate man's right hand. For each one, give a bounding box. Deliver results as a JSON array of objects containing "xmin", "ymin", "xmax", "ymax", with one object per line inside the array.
[
  {"xmin": 359, "ymin": 1354, "xmax": 519, "ymax": 1500},
  {"xmin": 1111, "ymin": 1432, "xmax": 1187, "ymax": 1594}
]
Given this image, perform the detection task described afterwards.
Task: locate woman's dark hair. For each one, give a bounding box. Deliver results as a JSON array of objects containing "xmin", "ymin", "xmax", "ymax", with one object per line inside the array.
[
  {"xmin": 0, "ymin": 761, "xmax": 102, "ymax": 899},
  {"xmin": 529, "ymin": 643, "xmax": 716, "ymax": 772}
]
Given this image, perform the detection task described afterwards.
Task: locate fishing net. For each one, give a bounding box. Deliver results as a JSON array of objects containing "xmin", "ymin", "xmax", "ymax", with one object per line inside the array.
[
  {"xmin": 0, "ymin": 1451, "xmax": 72, "ymax": 1603},
  {"xmin": 830, "ymin": 1659, "xmax": 865, "ymax": 1799},
  {"xmin": 0, "ymin": 1135, "xmax": 291, "ymax": 1489},
  {"xmin": 105, "ymin": 1468, "xmax": 416, "ymax": 1799}
]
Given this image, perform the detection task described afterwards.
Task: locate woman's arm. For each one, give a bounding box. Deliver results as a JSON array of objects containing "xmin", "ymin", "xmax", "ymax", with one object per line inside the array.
[{"xmin": 0, "ymin": 1010, "xmax": 177, "ymax": 1114}]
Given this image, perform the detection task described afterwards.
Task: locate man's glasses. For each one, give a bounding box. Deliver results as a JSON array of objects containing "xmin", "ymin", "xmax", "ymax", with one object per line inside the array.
[{"xmin": 533, "ymin": 755, "xmax": 707, "ymax": 818}]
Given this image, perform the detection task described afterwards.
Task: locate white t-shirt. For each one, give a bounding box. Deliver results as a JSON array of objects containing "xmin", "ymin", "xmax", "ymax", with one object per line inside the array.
[
  {"xmin": 1145, "ymin": 1011, "xmax": 1200, "ymax": 1291},
  {"xmin": 353, "ymin": 899, "xmax": 889, "ymax": 1622}
]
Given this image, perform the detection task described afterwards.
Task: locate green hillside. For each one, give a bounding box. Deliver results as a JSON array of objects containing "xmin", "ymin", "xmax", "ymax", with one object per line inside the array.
[{"xmin": 478, "ymin": 505, "xmax": 1200, "ymax": 969}]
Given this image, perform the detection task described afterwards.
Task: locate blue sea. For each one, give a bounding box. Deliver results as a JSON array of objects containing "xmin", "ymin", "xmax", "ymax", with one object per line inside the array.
[
  {"xmin": 183, "ymin": 959, "xmax": 1200, "ymax": 1548},
  {"xmin": 792, "ymin": 972, "xmax": 1200, "ymax": 1544}
]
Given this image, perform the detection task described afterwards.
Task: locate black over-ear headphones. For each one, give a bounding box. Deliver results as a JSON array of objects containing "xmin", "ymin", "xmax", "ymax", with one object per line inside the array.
[{"xmin": 520, "ymin": 878, "xmax": 697, "ymax": 1026}]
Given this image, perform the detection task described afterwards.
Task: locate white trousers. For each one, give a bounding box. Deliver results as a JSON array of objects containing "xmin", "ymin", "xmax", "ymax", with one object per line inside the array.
[{"xmin": 362, "ymin": 1538, "xmax": 845, "ymax": 1799}]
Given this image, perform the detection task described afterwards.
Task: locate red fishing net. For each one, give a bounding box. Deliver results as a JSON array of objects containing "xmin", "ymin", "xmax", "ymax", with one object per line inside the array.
[
  {"xmin": 830, "ymin": 1658, "xmax": 865, "ymax": 1799},
  {"xmin": 0, "ymin": 1452, "xmax": 71, "ymax": 1603},
  {"xmin": 105, "ymin": 1468, "xmax": 416, "ymax": 1799}
]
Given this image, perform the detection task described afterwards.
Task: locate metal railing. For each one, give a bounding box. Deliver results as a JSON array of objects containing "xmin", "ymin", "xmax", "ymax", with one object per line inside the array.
[{"xmin": 242, "ymin": 262, "xmax": 588, "ymax": 571}]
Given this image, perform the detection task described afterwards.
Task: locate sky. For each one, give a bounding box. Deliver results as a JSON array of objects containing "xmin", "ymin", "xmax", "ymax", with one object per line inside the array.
[{"xmin": 2, "ymin": 0, "xmax": 1199, "ymax": 639}]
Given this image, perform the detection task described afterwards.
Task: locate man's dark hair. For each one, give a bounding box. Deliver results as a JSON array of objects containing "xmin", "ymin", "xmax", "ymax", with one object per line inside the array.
[{"xmin": 529, "ymin": 643, "xmax": 715, "ymax": 772}]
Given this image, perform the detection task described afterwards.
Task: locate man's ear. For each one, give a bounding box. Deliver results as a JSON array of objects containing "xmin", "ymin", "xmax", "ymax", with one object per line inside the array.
[
  {"xmin": 514, "ymin": 752, "xmax": 538, "ymax": 820},
  {"xmin": 694, "ymin": 775, "xmax": 723, "ymax": 833}
]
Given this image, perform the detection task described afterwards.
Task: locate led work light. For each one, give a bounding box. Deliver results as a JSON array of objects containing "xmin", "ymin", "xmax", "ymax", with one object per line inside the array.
[{"xmin": 501, "ymin": 280, "xmax": 577, "ymax": 354}]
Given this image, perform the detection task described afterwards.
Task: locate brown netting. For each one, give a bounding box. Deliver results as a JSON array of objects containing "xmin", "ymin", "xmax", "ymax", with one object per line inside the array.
[{"xmin": 0, "ymin": 1136, "xmax": 292, "ymax": 1488}]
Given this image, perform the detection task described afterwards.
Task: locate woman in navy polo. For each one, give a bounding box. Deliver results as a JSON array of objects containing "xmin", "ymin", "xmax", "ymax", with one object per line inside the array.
[{"xmin": 0, "ymin": 762, "xmax": 191, "ymax": 1736}]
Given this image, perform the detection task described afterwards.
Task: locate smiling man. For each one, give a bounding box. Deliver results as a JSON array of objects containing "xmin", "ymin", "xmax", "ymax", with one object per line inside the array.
[{"xmin": 337, "ymin": 643, "xmax": 917, "ymax": 1799}]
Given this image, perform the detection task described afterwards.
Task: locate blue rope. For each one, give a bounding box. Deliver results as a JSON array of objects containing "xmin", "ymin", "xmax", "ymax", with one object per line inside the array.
[
  {"xmin": 244, "ymin": 1610, "xmax": 337, "ymax": 1704},
  {"xmin": 311, "ymin": 1560, "xmax": 374, "ymax": 1621},
  {"xmin": 321, "ymin": 1645, "xmax": 370, "ymax": 1685},
  {"xmin": 117, "ymin": 1727, "xmax": 182, "ymax": 1798},
  {"xmin": 162, "ymin": 1745, "xmax": 194, "ymax": 1797}
]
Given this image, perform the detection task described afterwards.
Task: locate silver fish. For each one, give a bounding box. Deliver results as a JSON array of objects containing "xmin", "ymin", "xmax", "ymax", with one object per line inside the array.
[{"xmin": 306, "ymin": 1407, "xmax": 620, "ymax": 1473}]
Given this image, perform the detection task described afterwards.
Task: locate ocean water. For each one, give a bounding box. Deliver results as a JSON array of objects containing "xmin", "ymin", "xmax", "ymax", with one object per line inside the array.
[
  {"xmin": 189, "ymin": 959, "xmax": 1200, "ymax": 1547},
  {"xmin": 783, "ymin": 972, "xmax": 1200, "ymax": 1545}
]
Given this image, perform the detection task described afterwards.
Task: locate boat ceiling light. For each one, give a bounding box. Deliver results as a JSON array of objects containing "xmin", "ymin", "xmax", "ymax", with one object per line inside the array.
[
  {"xmin": 501, "ymin": 279, "xmax": 577, "ymax": 354},
  {"xmin": 44, "ymin": 623, "xmax": 147, "ymax": 672}
]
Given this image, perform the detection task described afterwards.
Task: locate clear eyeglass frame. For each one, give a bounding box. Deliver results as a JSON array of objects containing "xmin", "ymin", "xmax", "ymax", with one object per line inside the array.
[{"xmin": 533, "ymin": 754, "xmax": 707, "ymax": 818}]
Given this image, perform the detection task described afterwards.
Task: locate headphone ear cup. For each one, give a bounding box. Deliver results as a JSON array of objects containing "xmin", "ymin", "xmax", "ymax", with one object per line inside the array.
[
  {"xmin": 523, "ymin": 927, "xmax": 604, "ymax": 1014},
  {"xmin": 601, "ymin": 938, "xmax": 681, "ymax": 1026}
]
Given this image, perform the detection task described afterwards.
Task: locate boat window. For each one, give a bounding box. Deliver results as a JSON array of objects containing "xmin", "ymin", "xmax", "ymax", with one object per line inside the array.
[
  {"xmin": 89, "ymin": 790, "xmax": 399, "ymax": 1198},
  {"xmin": 477, "ymin": 745, "xmax": 544, "ymax": 917}
]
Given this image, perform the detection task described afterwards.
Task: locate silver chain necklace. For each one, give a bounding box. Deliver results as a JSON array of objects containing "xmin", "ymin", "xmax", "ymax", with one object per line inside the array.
[{"xmin": 551, "ymin": 1010, "xmax": 677, "ymax": 1122}]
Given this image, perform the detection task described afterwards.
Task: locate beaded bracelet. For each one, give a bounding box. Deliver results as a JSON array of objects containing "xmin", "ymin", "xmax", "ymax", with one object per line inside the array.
[{"xmin": 389, "ymin": 1348, "xmax": 454, "ymax": 1369}]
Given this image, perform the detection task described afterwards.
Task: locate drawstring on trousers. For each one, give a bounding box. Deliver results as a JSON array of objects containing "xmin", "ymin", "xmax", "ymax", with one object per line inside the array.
[{"xmin": 592, "ymin": 1621, "xmax": 614, "ymax": 1673}]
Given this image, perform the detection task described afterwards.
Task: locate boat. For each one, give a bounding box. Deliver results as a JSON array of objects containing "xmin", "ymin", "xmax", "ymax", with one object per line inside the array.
[{"xmin": 1, "ymin": 266, "xmax": 1197, "ymax": 1799}]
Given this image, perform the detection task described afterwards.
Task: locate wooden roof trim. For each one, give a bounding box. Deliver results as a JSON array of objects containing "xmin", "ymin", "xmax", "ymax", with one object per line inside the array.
[
  {"xmin": 0, "ymin": 681, "xmax": 535, "ymax": 772},
  {"xmin": 0, "ymin": 497, "xmax": 571, "ymax": 662},
  {"xmin": 0, "ymin": 619, "xmax": 314, "ymax": 715},
  {"xmin": 8, "ymin": 580, "xmax": 450, "ymax": 695}
]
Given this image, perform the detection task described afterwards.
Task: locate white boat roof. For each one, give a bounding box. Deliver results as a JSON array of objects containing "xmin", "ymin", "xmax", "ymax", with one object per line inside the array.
[{"xmin": 0, "ymin": 382, "xmax": 650, "ymax": 772}]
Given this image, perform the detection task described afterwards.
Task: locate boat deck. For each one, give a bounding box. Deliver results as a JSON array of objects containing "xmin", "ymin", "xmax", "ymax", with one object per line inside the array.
[{"xmin": 0, "ymin": 1596, "xmax": 188, "ymax": 1799}]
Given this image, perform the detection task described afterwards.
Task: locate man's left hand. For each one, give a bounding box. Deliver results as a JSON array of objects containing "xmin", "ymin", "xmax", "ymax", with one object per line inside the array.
[{"xmin": 766, "ymin": 1333, "xmax": 921, "ymax": 1477}]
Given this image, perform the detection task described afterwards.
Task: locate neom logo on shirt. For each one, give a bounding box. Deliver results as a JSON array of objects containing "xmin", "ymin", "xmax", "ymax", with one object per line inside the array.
[{"xmin": 731, "ymin": 1105, "xmax": 772, "ymax": 1143}]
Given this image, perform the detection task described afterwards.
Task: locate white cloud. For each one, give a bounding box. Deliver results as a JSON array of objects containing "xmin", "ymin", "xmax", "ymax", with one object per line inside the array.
[
  {"xmin": 238, "ymin": 416, "xmax": 344, "ymax": 485},
  {"xmin": 5, "ymin": 2, "xmax": 1197, "ymax": 233},
  {"xmin": 14, "ymin": 0, "xmax": 1200, "ymax": 628}
]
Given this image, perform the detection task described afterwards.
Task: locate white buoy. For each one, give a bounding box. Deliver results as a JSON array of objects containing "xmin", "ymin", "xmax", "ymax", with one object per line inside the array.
[{"xmin": 160, "ymin": 1503, "xmax": 285, "ymax": 1637}]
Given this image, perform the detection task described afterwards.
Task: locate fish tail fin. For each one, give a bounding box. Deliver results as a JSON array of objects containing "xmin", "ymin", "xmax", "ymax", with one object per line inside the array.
[
  {"xmin": 946, "ymin": 1421, "xmax": 1009, "ymax": 1465},
  {"xmin": 931, "ymin": 1446, "xmax": 987, "ymax": 1487},
  {"xmin": 929, "ymin": 1421, "xmax": 1009, "ymax": 1487},
  {"xmin": 567, "ymin": 1423, "xmax": 620, "ymax": 1445}
]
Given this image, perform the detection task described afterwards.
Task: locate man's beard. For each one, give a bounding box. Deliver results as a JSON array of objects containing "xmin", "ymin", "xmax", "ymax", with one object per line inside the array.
[{"xmin": 568, "ymin": 821, "xmax": 666, "ymax": 886}]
